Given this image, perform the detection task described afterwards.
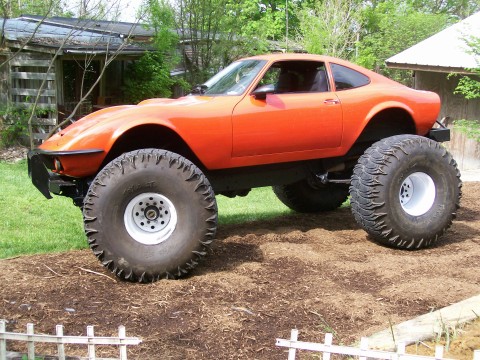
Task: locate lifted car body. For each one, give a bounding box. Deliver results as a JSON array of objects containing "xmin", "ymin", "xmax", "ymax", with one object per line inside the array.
[{"xmin": 30, "ymin": 54, "xmax": 443, "ymax": 200}]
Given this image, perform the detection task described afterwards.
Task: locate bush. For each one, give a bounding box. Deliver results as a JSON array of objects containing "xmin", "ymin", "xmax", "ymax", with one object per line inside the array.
[
  {"xmin": 0, "ymin": 105, "xmax": 52, "ymax": 147},
  {"xmin": 0, "ymin": 106, "xmax": 31, "ymax": 147},
  {"xmin": 453, "ymin": 119, "xmax": 480, "ymax": 142},
  {"xmin": 123, "ymin": 52, "xmax": 179, "ymax": 104}
]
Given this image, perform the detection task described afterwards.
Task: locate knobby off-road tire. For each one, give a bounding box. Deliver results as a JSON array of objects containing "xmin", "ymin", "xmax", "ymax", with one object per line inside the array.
[
  {"xmin": 273, "ymin": 180, "xmax": 349, "ymax": 213},
  {"xmin": 350, "ymin": 135, "xmax": 461, "ymax": 249},
  {"xmin": 82, "ymin": 149, "xmax": 218, "ymax": 283}
]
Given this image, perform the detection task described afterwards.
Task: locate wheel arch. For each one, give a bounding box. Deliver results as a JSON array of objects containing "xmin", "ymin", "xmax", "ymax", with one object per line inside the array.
[
  {"xmin": 100, "ymin": 124, "xmax": 205, "ymax": 170},
  {"xmin": 342, "ymin": 106, "xmax": 417, "ymax": 160},
  {"xmin": 356, "ymin": 106, "xmax": 417, "ymax": 144}
]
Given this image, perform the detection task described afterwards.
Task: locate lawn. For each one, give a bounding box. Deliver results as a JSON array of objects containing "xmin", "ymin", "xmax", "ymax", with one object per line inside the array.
[
  {"xmin": 0, "ymin": 161, "xmax": 85, "ymax": 258},
  {"xmin": 0, "ymin": 161, "xmax": 293, "ymax": 259}
]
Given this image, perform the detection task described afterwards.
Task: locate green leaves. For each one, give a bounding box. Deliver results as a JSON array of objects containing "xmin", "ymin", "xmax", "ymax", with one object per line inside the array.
[
  {"xmin": 455, "ymin": 73, "xmax": 480, "ymax": 100},
  {"xmin": 123, "ymin": 1, "xmax": 180, "ymax": 103},
  {"xmin": 454, "ymin": 36, "xmax": 480, "ymax": 100},
  {"xmin": 356, "ymin": 1, "xmax": 451, "ymax": 84},
  {"xmin": 123, "ymin": 51, "xmax": 176, "ymax": 104},
  {"xmin": 0, "ymin": 105, "xmax": 52, "ymax": 147},
  {"xmin": 0, "ymin": 0, "xmax": 69, "ymax": 18},
  {"xmin": 453, "ymin": 119, "xmax": 480, "ymax": 142},
  {"xmin": 298, "ymin": 0, "xmax": 361, "ymax": 59},
  {"xmin": 144, "ymin": 0, "xmax": 179, "ymax": 54},
  {"xmin": 140, "ymin": 0, "xmax": 480, "ymax": 90}
]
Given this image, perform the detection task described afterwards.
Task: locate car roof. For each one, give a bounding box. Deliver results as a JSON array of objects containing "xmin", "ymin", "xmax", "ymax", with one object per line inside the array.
[
  {"xmin": 245, "ymin": 53, "xmax": 349, "ymax": 66},
  {"xmin": 243, "ymin": 53, "xmax": 400, "ymax": 86}
]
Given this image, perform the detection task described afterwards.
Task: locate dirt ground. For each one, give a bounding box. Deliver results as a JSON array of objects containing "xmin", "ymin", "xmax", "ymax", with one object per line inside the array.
[
  {"xmin": 407, "ymin": 318, "xmax": 480, "ymax": 360},
  {"xmin": 0, "ymin": 182, "xmax": 479, "ymax": 359}
]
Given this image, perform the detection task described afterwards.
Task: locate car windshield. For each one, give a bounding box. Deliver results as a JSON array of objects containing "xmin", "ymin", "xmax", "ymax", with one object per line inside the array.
[{"xmin": 198, "ymin": 60, "xmax": 267, "ymax": 96}]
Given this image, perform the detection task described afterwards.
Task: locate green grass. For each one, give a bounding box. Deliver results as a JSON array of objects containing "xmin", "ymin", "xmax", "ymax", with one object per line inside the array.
[
  {"xmin": 0, "ymin": 160, "xmax": 85, "ymax": 259},
  {"xmin": 217, "ymin": 188, "xmax": 293, "ymax": 225},
  {"xmin": 0, "ymin": 161, "xmax": 294, "ymax": 258}
]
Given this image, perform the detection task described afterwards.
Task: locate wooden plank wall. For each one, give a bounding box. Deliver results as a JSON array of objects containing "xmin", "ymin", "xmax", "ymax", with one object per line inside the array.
[
  {"xmin": 0, "ymin": 54, "xmax": 9, "ymax": 106},
  {"xmin": 8, "ymin": 52, "xmax": 58, "ymax": 141},
  {"xmin": 448, "ymin": 129, "xmax": 480, "ymax": 170},
  {"xmin": 415, "ymin": 70, "xmax": 480, "ymax": 170}
]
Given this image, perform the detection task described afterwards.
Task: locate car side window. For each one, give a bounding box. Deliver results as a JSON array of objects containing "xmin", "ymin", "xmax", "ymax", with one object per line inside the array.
[
  {"xmin": 255, "ymin": 61, "xmax": 329, "ymax": 94},
  {"xmin": 257, "ymin": 67, "xmax": 281, "ymax": 87},
  {"xmin": 331, "ymin": 63, "xmax": 370, "ymax": 91}
]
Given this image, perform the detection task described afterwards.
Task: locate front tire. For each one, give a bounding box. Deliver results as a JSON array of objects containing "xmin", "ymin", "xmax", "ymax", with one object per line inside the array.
[
  {"xmin": 83, "ymin": 149, "xmax": 218, "ymax": 282},
  {"xmin": 350, "ymin": 135, "xmax": 461, "ymax": 249}
]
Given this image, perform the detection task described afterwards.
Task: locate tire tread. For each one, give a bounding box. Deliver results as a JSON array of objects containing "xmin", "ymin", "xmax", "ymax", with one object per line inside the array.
[{"xmin": 350, "ymin": 135, "xmax": 461, "ymax": 249}]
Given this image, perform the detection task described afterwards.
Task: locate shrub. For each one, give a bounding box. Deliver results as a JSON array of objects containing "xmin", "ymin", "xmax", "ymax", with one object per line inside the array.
[
  {"xmin": 123, "ymin": 52, "xmax": 186, "ymax": 104},
  {"xmin": 0, "ymin": 106, "xmax": 31, "ymax": 147},
  {"xmin": 0, "ymin": 105, "xmax": 52, "ymax": 147},
  {"xmin": 453, "ymin": 119, "xmax": 480, "ymax": 142}
]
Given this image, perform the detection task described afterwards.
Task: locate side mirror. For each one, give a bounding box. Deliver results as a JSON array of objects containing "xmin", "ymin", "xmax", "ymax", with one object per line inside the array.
[{"xmin": 251, "ymin": 84, "xmax": 275, "ymax": 101}]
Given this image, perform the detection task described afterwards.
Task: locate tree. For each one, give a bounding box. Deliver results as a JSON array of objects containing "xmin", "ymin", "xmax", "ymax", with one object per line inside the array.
[
  {"xmin": 144, "ymin": 0, "xmax": 178, "ymax": 53},
  {"xmin": 227, "ymin": 0, "xmax": 302, "ymax": 48},
  {"xmin": 454, "ymin": 36, "xmax": 480, "ymax": 100},
  {"xmin": 408, "ymin": 0, "xmax": 480, "ymax": 19},
  {"xmin": 47, "ymin": 5, "xmax": 148, "ymax": 137},
  {"xmin": 356, "ymin": 0, "xmax": 451, "ymax": 84},
  {"xmin": 123, "ymin": 0, "xmax": 184, "ymax": 102},
  {"xmin": 298, "ymin": 0, "xmax": 361, "ymax": 59},
  {"xmin": 163, "ymin": 0, "xmax": 305, "ymax": 86},
  {"xmin": 0, "ymin": 0, "xmax": 146, "ymax": 147},
  {"xmin": 123, "ymin": 51, "xmax": 176, "ymax": 103},
  {"xmin": 74, "ymin": 0, "xmax": 121, "ymax": 21},
  {"xmin": 0, "ymin": 0, "xmax": 69, "ymax": 18},
  {"xmin": 170, "ymin": 0, "xmax": 236, "ymax": 85}
]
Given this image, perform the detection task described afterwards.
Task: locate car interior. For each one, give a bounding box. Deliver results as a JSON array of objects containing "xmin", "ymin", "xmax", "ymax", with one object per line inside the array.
[{"xmin": 258, "ymin": 61, "xmax": 329, "ymax": 94}]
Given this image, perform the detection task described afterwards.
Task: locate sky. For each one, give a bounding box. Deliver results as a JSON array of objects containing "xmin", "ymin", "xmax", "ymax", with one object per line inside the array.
[
  {"xmin": 65, "ymin": 0, "xmax": 145, "ymax": 23},
  {"xmin": 115, "ymin": 0, "xmax": 144, "ymax": 22}
]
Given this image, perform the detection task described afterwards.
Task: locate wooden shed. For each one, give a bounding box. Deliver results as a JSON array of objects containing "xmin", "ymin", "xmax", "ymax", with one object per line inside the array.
[
  {"xmin": 0, "ymin": 15, "xmax": 153, "ymax": 141},
  {"xmin": 386, "ymin": 12, "xmax": 480, "ymax": 170}
]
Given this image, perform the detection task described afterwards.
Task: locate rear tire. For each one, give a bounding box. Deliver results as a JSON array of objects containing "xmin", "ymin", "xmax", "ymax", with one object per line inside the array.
[
  {"xmin": 350, "ymin": 135, "xmax": 461, "ymax": 249},
  {"xmin": 83, "ymin": 149, "xmax": 218, "ymax": 282},
  {"xmin": 273, "ymin": 180, "xmax": 349, "ymax": 213}
]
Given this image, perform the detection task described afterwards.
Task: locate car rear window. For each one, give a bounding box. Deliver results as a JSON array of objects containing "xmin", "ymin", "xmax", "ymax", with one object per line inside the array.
[{"xmin": 331, "ymin": 63, "xmax": 370, "ymax": 91}]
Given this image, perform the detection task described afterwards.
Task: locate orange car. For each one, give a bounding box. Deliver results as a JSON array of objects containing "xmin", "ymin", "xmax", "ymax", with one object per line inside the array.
[{"xmin": 28, "ymin": 53, "xmax": 461, "ymax": 282}]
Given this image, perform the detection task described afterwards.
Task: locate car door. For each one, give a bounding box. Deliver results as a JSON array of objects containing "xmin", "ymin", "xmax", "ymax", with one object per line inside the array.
[{"xmin": 231, "ymin": 61, "xmax": 343, "ymax": 159}]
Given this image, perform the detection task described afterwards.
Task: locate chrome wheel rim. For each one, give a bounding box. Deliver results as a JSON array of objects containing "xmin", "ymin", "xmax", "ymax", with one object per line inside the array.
[
  {"xmin": 399, "ymin": 172, "xmax": 436, "ymax": 216},
  {"xmin": 124, "ymin": 192, "xmax": 177, "ymax": 245}
]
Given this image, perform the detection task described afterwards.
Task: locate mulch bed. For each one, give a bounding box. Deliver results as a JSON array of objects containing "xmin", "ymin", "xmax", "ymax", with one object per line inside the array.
[{"xmin": 1, "ymin": 181, "xmax": 479, "ymax": 359}]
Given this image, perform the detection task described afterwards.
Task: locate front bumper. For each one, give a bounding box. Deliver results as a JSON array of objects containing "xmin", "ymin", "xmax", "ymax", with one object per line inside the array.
[
  {"xmin": 428, "ymin": 127, "xmax": 450, "ymax": 142},
  {"xmin": 28, "ymin": 148, "xmax": 103, "ymax": 203},
  {"xmin": 427, "ymin": 118, "xmax": 451, "ymax": 142}
]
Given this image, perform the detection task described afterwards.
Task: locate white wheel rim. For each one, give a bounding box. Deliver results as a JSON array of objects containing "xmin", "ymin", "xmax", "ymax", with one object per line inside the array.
[
  {"xmin": 399, "ymin": 172, "xmax": 436, "ymax": 216},
  {"xmin": 124, "ymin": 192, "xmax": 177, "ymax": 245}
]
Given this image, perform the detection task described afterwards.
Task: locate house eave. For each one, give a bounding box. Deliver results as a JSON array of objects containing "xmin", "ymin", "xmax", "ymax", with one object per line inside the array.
[
  {"xmin": 7, "ymin": 42, "xmax": 58, "ymax": 54},
  {"xmin": 6, "ymin": 40, "xmax": 149, "ymax": 56},
  {"xmin": 385, "ymin": 61, "xmax": 477, "ymax": 75},
  {"xmin": 63, "ymin": 49, "xmax": 147, "ymax": 56}
]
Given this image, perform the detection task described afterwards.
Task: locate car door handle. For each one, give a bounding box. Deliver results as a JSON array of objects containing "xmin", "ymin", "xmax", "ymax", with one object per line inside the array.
[{"xmin": 323, "ymin": 99, "xmax": 340, "ymax": 105}]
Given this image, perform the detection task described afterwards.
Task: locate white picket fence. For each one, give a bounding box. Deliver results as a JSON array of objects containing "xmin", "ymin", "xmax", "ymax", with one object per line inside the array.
[
  {"xmin": 0, "ymin": 320, "xmax": 141, "ymax": 360},
  {"xmin": 277, "ymin": 329, "xmax": 480, "ymax": 360}
]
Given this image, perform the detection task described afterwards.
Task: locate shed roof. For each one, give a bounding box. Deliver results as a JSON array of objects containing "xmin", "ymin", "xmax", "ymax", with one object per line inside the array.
[
  {"xmin": 386, "ymin": 12, "xmax": 480, "ymax": 73},
  {"xmin": 0, "ymin": 15, "xmax": 154, "ymax": 55},
  {"xmin": 23, "ymin": 15, "xmax": 153, "ymax": 38}
]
